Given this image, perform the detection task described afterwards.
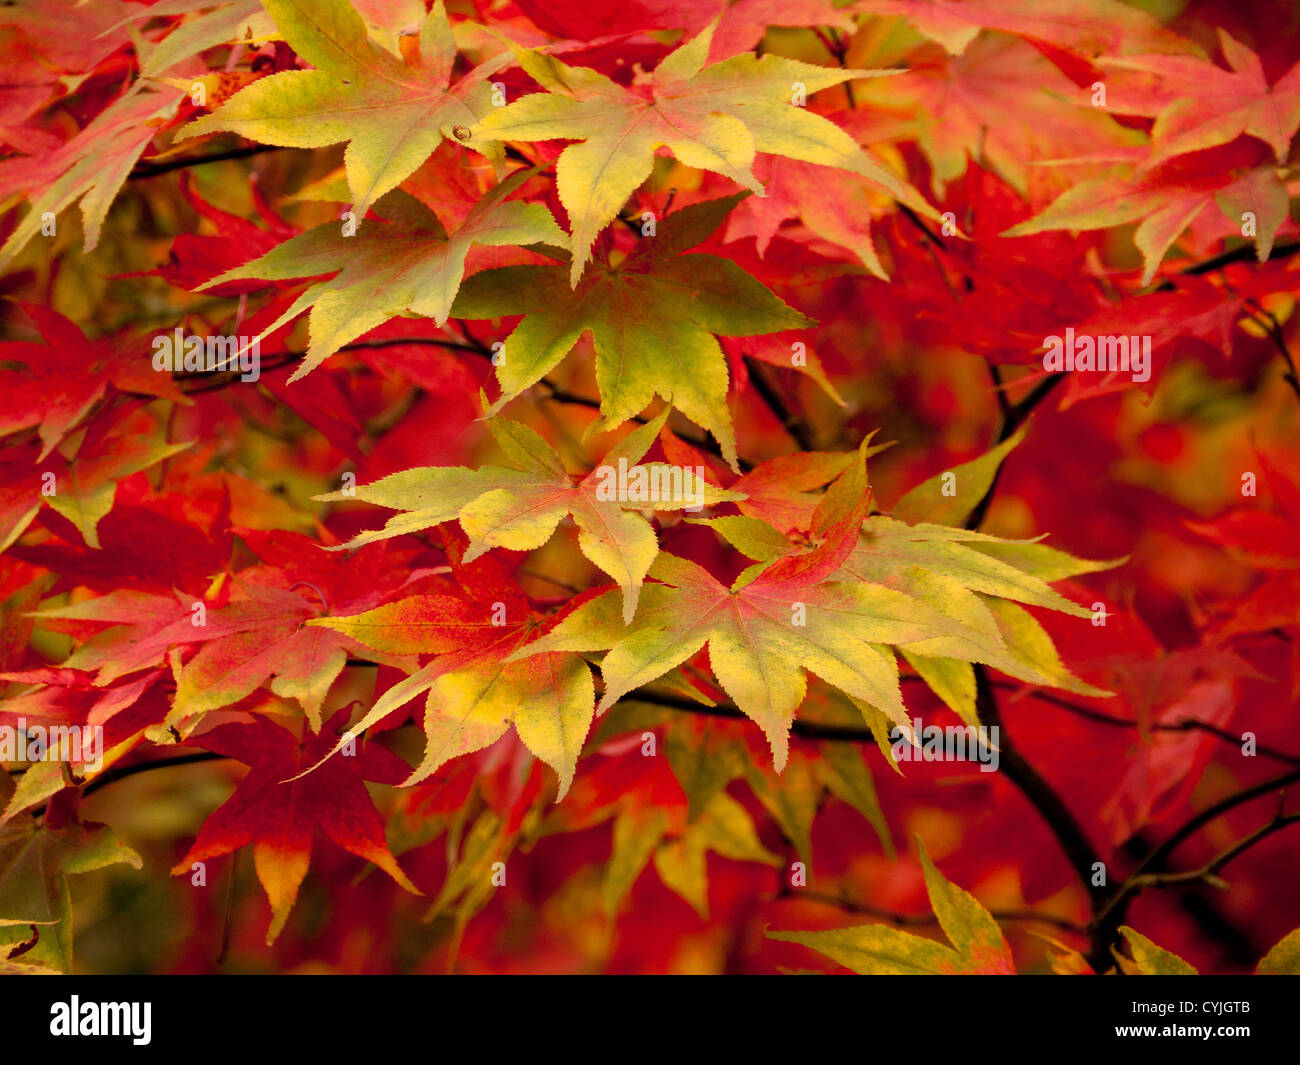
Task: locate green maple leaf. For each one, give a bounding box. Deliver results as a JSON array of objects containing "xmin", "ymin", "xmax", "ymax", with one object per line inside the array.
[
  {"xmin": 450, "ymin": 193, "xmax": 813, "ymax": 469},
  {"xmin": 0, "ymin": 773, "xmax": 141, "ymax": 972},
  {"xmin": 474, "ymin": 18, "xmax": 921, "ymax": 284},
  {"xmin": 182, "ymin": 0, "xmax": 507, "ymax": 219},
  {"xmin": 769, "ymin": 836, "xmax": 1015, "ymax": 974},
  {"xmin": 604, "ymin": 805, "xmax": 671, "ymax": 918},
  {"xmin": 833, "ymin": 516, "xmax": 1113, "ymax": 726},
  {"xmin": 892, "ymin": 425, "xmax": 1028, "ymax": 528},
  {"xmin": 318, "ymin": 410, "xmax": 743, "ymax": 622},
  {"xmin": 651, "ymin": 793, "xmax": 779, "ymax": 918},
  {"xmin": 199, "ymin": 173, "xmax": 567, "ymax": 380}
]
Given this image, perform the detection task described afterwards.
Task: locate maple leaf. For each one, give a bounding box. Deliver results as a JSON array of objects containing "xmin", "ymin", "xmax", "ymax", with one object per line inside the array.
[
  {"xmin": 729, "ymin": 450, "xmax": 858, "ymax": 533},
  {"xmin": 0, "ymin": 419, "xmax": 190, "ymax": 555},
  {"xmin": 318, "ymin": 410, "xmax": 743, "ymax": 622},
  {"xmin": 836, "ymin": 516, "xmax": 1111, "ymax": 722},
  {"xmin": 769, "ymin": 836, "xmax": 1015, "ymax": 973},
  {"xmin": 602, "ymin": 775, "xmax": 779, "ymax": 920},
  {"xmin": 0, "ymin": 773, "xmax": 141, "ymax": 972},
  {"xmin": 171, "ymin": 715, "xmax": 419, "ymax": 942},
  {"xmin": 182, "ymin": 0, "xmax": 506, "ymax": 219},
  {"xmin": 852, "ymin": 33, "xmax": 1146, "ymax": 197},
  {"xmin": 452, "ymin": 193, "xmax": 813, "ymax": 468},
  {"xmin": 0, "ymin": 0, "xmax": 138, "ymax": 157},
  {"xmin": 892, "ymin": 425, "xmax": 1027, "ymax": 527},
  {"xmin": 1004, "ymin": 153, "xmax": 1290, "ymax": 285},
  {"xmin": 725, "ymin": 150, "xmax": 908, "ymax": 277},
  {"xmin": 1186, "ymin": 453, "xmax": 1300, "ymax": 695},
  {"xmin": 528, "ymin": 443, "xmax": 1111, "ymax": 768},
  {"xmin": 150, "ymin": 171, "xmax": 300, "ymax": 294},
  {"xmin": 1098, "ymin": 30, "xmax": 1300, "ymax": 169},
  {"xmin": 199, "ymin": 173, "xmax": 567, "ymax": 380},
  {"xmin": 474, "ymin": 20, "xmax": 923, "ymax": 284},
  {"xmin": 0, "ymin": 306, "xmax": 184, "ymax": 460},
  {"xmin": 35, "ymin": 537, "xmax": 418, "ymax": 730},
  {"xmin": 854, "ymin": 0, "xmax": 1190, "ymax": 57},
  {"xmin": 650, "ymin": 791, "xmax": 779, "ymax": 917},
  {"xmin": 123, "ymin": 0, "xmax": 272, "ymax": 80},
  {"xmin": 305, "ymin": 538, "xmax": 597, "ymax": 799},
  {"xmin": 518, "ymin": 444, "xmax": 903, "ymax": 770},
  {"xmin": 604, "ymin": 804, "xmax": 674, "ymax": 917},
  {"xmin": 1, "ymin": 0, "xmax": 140, "ymax": 79},
  {"xmin": 512, "ymin": 0, "xmax": 858, "ymax": 62},
  {"xmin": 0, "ymin": 86, "xmax": 185, "ymax": 270}
]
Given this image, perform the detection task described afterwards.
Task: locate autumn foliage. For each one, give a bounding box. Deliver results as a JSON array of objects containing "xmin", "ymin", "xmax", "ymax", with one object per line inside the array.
[{"xmin": 1, "ymin": 0, "xmax": 1300, "ymax": 977}]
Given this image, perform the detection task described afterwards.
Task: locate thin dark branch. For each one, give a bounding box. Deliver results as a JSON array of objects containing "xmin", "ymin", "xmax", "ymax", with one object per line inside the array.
[
  {"xmin": 743, "ymin": 355, "xmax": 815, "ymax": 451},
  {"xmin": 624, "ymin": 689, "xmax": 876, "ymax": 743},
  {"xmin": 1094, "ymin": 767, "xmax": 1300, "ymax": 934},
  {"xmin": 897, "ymin": 202, "xmax": 947, "ymax": 250},
  {"xmin": 963, "ymin": 373, "xmax": 1065, "ymax": 530},
  {"xmin": 1245, "ymin": 301, "xmax": 1300, "ymax": 407},
  {"xmin": 1174, "ymin": 240, "xmax": 1300, "ymax": 279},
  {"xmin": 82, "ymin": 751, "xmax": 227, "ymax": 798},
  {"xmin": 124, "ymin": 335, "xmax": 485, "ymax": 399},
  {"xmin": 129, "ymin": 144, "xmax": 285, "ymax": 180},
  {"xmin": 27, "ymin": 751, "xmax": 229, "ymax": 819},
  {"xmin": 974, "ymin": 669, "xmax": 1108, "ymax": 923},
  {"xmin": 988, "ymin": 363, "xmax": 1013, "ymax": 421},
  {"xmin": 1124, "ymin": 810, "xmax": 1300, "ymax": 893},
  {"xmin": 998, "ymin": 683, "xmax": 1300, "ymax": 767}
]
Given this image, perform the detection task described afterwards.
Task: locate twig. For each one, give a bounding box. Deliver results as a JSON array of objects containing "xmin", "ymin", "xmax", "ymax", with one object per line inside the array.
[
  {"xmin": 1094, "ymin": 797, "xmax": 1300, "ymax": 933},
  {"xmin": 1002, "ymin": 683, "xmax": 1300, "ymax": 767},
  {"xmin": 27, "ymin": 751, "xmax": 229, "ymax": 819},
  {"xmin": 973, "ymin": 669, "xmax": 1108, "ymax": 929},
  {"xmin": 1090, "ymin": 768, "xmax": 1300, "ymax": 955},
  {"xmin": 1125, "ymin": 810, "xmax": 1300, "ymax": 893},
  {"xmin": 1245, "ymin": 301, "xmax": 1300, "ymax": 407},
  {"xmin": 623, "ymin": 689, "xmax": 877, "ymax": 743},
  {"xmin": 963, "ymin": 373, "xmax": 1064, "ymax": 531},
  {"xmin": 743, "ymin": 355, "xmax": 816, "ymax": 451},
  {"xmin": 129, "ymin": 144, "xmax": 285, "ymax": 179}
]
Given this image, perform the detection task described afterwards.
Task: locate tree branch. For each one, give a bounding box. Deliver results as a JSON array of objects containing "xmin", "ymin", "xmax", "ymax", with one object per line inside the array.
[
  {"xmin": 996, "ymin": 682, "xmax": 1300, "ymax": 767},
  {"xmin": 742, "ymin": 355, "xmax": 816, "ymax": 451},
  {"xmin": 29, "ymin": 751, "xmax": 228, "ymax": 819},
  {"xmin": 623, "ymin": 689, "xmax": 877, "ymax": 743},
  {"xmin": 1123, "ymin": 809, "xmax": 1300, "ymax": 893},
  {"xmin": 963, "ymin": 371, "xmax": 1064, "ymax": 531},
  {"xmin": 129, "ymin": 144, "xmax": 285, "ymax": 180}
]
